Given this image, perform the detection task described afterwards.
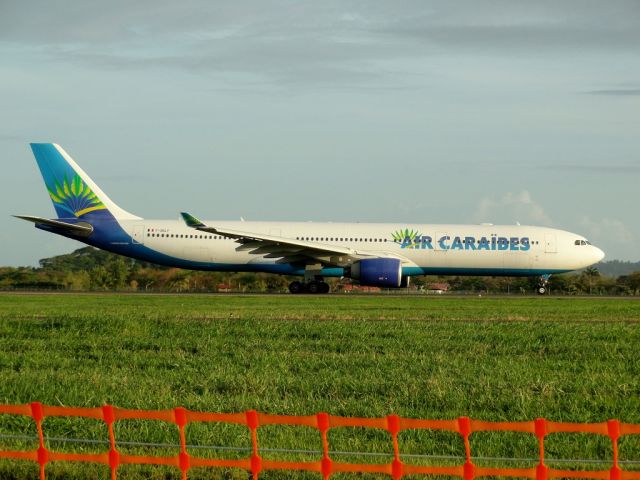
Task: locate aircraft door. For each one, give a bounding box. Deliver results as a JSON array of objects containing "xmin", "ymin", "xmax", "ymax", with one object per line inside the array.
[
  {"xmin": 545, "ymin": 234, "xmax": 557, "ymax": 253},
  {"xmin": 132, "ymin": 225, "xmax": 145, "ymax": 245}
]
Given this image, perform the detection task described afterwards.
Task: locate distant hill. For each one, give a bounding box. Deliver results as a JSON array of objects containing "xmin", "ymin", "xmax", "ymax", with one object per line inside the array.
[
  {"xmin": 594, "ymin": 260, "xmax": 640, "ymax": 277},
  {"xmin": 38, "ymin": 247, "xmax": 167, "ymax": 272}
]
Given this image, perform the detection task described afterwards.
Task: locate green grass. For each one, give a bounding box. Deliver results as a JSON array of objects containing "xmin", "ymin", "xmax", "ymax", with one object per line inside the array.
[{"xmin": 0, "ymin": 294, "xmax": 639, "ymax": 479}]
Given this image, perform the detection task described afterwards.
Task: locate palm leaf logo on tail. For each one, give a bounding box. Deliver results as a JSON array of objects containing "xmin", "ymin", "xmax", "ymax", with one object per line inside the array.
[{"xmin": 48, "ymin": 174, "xmax": 106, "ymax": 217}]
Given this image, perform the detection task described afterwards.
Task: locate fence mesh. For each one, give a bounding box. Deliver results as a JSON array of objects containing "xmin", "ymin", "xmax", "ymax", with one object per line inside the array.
[{"xmin": 1, "ymin": 403, "xmax": 639, "ymax": 480}]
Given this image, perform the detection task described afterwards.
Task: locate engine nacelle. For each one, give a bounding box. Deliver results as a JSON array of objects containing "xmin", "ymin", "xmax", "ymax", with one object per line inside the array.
[{"xmin": 349, "ymin": 258, "xmax": 403, "ymax": 288}]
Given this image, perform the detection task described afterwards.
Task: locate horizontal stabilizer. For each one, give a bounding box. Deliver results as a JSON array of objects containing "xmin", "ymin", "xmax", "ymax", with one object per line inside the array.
[{"xmin": 13, "ymin": 215, "xmax": 93, "ymax": 236}]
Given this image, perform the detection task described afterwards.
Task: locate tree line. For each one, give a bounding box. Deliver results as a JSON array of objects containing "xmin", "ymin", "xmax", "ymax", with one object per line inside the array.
[{"xmin": 1, "ymin": 247, "xmax": 639, "ymax": 295}]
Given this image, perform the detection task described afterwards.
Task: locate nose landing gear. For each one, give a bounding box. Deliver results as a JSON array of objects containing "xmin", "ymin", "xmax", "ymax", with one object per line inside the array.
[{"xmin": 537, "ymin": 274, "xmax": 551, "ymax": 295}]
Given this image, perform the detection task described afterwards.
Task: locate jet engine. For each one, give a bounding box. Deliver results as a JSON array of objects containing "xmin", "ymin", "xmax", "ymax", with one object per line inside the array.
[{"xmin": 348, "ymin": 258, "xmax": 403, "ymax": 288}]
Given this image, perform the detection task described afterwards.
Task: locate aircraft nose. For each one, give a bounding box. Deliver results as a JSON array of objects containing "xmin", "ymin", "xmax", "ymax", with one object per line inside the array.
[{"xmin": 593, "ymin": 246, "xmax": 605, "ymax": 263}]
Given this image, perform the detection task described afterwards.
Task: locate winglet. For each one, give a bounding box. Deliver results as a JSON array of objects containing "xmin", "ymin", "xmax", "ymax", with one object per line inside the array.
[{"xmin": 180, "ymin": 212, "xmax": 206, "ymax": 228}]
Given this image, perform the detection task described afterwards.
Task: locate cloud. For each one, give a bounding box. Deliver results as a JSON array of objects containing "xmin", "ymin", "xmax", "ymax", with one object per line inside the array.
[
  {"xmin": 537, "ymin": 163, "xmax": 640, "ymax": 174},
  {"xmin": 0, "ymin": 134, "xmax": 21, "ymax": 142},
  {"xmin": 0, "ymin": 3, "xmax": 425, "ymax": 88},
  {"xmin": 374, "ymin": 1, "xmax": 640, "ymax": 54},
  {"xmin": 2, "ymin": 0, "xmax": 640, "ymax": 88},
  {"xmin": 473, "ymin": 190, "xmax": 553, "ymax": 226},
  {"xmin": 579, "ymin": 216, "xmax": 635, "ymax": 245},
  {"xmin": 586, "ymin": 88, "xmax": 640, "ymax": 96}
]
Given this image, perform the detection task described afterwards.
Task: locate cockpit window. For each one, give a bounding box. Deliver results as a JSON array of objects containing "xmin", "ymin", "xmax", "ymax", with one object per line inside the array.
[{"xmin": 575, "ymin": 239, "xmax": 592, "ymax": 246}]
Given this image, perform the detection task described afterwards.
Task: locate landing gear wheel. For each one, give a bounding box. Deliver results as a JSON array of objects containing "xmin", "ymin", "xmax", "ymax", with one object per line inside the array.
[
  {"xmin": 289, "ymin": 281, "xmax": 303, "ymax": 294},
  {"xmin": 319, "ymin": 282, "xmax": 330, "ymax": 294},
  {"xmin": 537, "ymin": 275, "xmax": 551, "ymax": 296},
  {"xmin": 307, "ymin": 281, "xmax": 320, "ymax": 294}
]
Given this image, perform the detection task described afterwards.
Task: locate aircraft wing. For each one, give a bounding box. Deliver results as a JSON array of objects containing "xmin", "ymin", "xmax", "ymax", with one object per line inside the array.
[
  {"xmin": 181, "ymin": 212, "xmax": 405, "ymax": 267},
  {"xmin": 13, "ymin": 215, "xmax": 93, "ymax": 236}
]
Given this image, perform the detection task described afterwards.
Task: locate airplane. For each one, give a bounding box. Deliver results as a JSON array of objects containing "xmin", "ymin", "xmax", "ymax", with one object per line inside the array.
[{"xmin": 15, "ymin": 143, "xmax": 605, "ymax": 294}]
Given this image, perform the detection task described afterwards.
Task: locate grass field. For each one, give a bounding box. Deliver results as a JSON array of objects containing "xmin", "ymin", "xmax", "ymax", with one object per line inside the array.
[{"xmin": 0, "ymin": 293, "xmax": 639, "ymax": 479}]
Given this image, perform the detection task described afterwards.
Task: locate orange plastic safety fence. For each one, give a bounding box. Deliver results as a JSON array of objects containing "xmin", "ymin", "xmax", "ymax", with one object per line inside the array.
[{"xmin": 0, "ymin": 403, "xmax": 639, "ymax": 480}]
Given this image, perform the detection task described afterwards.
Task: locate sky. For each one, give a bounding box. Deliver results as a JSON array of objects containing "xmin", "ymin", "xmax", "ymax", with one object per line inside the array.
[{"xmin": 1, "ymin": 0, "xmax": 639, "ymax": 266}]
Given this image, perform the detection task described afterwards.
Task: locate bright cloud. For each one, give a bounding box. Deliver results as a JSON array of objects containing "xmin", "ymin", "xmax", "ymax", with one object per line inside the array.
[
  {"xmin": 579, "ymin": 216, "xmax": 634, "ymax": 245},
  {"xmin": 473, "ymin": 190, "xmax": 553, "ymax": 226}
]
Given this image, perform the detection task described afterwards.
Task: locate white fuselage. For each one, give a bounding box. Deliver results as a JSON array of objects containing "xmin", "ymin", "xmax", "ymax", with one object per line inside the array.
[{"xmin": 119, "ymin": 220, "xmax": 604, "ymax": 276}]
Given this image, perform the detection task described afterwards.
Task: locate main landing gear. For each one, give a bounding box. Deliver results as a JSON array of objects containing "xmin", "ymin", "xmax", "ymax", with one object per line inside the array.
[
  {"xmin": 537, "ymin": 275, "xmax": 551, "ymax": 295},
  {"xmin": 289, "ymin": 264, "xmax": 331, "ymax": 294},
  {"xmin": 288, "ymin": 280, "xmax": 330, "ymax": 294}
]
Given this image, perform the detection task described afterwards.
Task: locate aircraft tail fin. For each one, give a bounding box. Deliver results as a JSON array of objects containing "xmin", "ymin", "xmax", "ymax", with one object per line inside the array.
[{"xmin": 29, "ymin": 143, "xmax": 141, "ymax": 221}]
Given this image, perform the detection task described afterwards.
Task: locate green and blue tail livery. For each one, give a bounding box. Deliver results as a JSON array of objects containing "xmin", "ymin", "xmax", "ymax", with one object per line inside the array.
[{"xmin": 30, "ymin": 143, "xmax": 140, "ymax": 221}]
